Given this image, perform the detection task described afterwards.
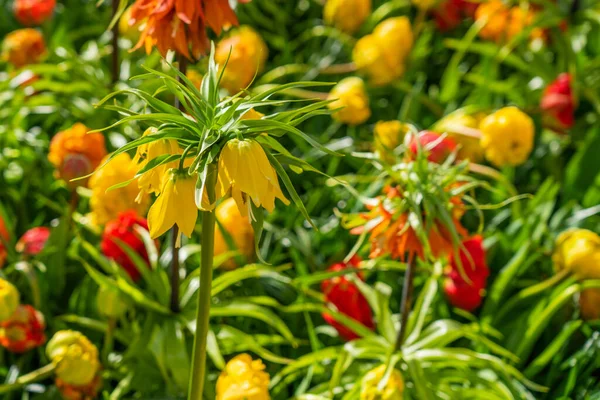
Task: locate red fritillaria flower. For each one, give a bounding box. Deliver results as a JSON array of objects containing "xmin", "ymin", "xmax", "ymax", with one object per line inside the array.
[
  {"xmin": 0, "ymin": 304, "xmax": 46, "ymax": 353},
  {"xmin": 321, "ymin": 256, "xmax": 375, "ymax": 341},
  {"xmin": 541, "ymin": 73, "xmax": 575, "ymax": 131},
  {"xmin": 16, "ymin": 227, "xmax": 50, "ymax": 256},
  {"xmin": 409, "ymin": 131, "xmax": 457, "ymax": 163},
  {"xmin": 101, "ymin": 210, "xmax": 151, "ymax": 281},
  {"xmin": 14, "ymin": 0, "xmax": 56, "ymax": 26},
  {"xmin": 444, "ymin": 235, "xmax": 490, "ymax": 312}
]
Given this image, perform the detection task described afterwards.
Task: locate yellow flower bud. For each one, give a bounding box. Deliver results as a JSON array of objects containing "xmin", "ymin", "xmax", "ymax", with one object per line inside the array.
[
  {"xmin": 216, "ymin": 354, "xmax": 271, "ymax": 400},
  {"xmin": 353, "ymin": 17, "xmax": 413, "ymax": 86},
  {"xmin": 216, "ymin": 26, "xmax": 268, "ymax": 94},
  {"xmin": 46, "ymin": 330, "xmax": 100, "ymax": 386},
  {"xmin": 433, "ymin": 112, "xmax": 485, "ymax": 162},
  {"xmin": 553, "ymin": 229, "xmax": 600, "ymax": 280},
  {"xmin": 479, "ymin": 106, "xmax": 534, "ymax": 167},
  {"xmin": 360, "ymin": 365, "xmax": 404, "ymax": 400},
  {"xmin": 89, "ymin": 153, "xmax": 150, "ymax": 226},
  {"xmin": 0, "ymin": 279, "xmax": 20, "ymax": 322},
  {"xmin": 328, "ymin": 77, "xmax": 371, "ymax": 125},
  {"xmin": 324, "ymin": 0, "xmax": 372, "ymax": 34},
  {"xmin": 214, "ymin": 198, "xmax": 255, "ymax": 270},
  {"xmin": 96, "ymin": 285, "xmax": 129, "ymax": 319}
]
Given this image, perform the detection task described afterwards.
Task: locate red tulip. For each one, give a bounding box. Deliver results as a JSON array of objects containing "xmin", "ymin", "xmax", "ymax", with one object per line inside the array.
[
  {"xmin": 0, "ymin": 305, "xmax": 46, "ymax": 353},
  {"xmin": 444, "ymin": 236, "xmax": 489, "ymax": 311},
  {"xmin": 16, "ymin": 227, "xmax": 50, "ymax": 256},
  {"xmin": 14, "ymin": 0, "xmax": 56, "ymax": 26},
  {"xmin": 409, "ymin": 131, "xmax": 457, "ymax": 163},
  {"xmin": 321, "ymin": 257, "xmax": 375, "ymax": 341},
  {"xmin": 101, "ymin": 210, "xmax": 150, "ymax": 281},
  {"xmin": 541, "ymin": 73, "xmax": 575, "ymax": 130}
]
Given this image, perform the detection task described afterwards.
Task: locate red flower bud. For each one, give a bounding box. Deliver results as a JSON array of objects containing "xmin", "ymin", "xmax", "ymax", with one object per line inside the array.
[
  {"xmin": 541, "ymin": 73, "xmax": 575, "ymax": 131},
  {"xmin": 0, "ymin": 304, "xmax": 46, "ymax": 353},
  {"xmin": 321, "ymin": 257, "xmax": 375, "ymax": 341},
  {"xmin": 409, "ymin": 131, "xmax": 457, "ymax": 163},
  {"xmin": 444, "ymin": 236, "xmax": 489, "ymax": 311},
  {"xmin": 16, "ymin": 226, "xmax": 50, "ymax": 256},
  {"xmin": 101, "ymin": 211, "xmax": 151, "ymax": 281},
  {"xmin": 14, "ymin": 0, "xmax": 56, "ymax": 26}
]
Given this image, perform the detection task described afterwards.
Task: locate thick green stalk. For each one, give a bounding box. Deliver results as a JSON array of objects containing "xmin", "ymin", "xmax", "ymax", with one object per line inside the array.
[
  {"xmin": 188, "ymin": 164, "xmax": 217, "ymax": 400},
  {"xmin": 394, "ymin": 259, "xmax": 414, "ymax": 352},
  {"xmin": 0, "ymin": 364, "xmax": 56, "ymax": 394}
]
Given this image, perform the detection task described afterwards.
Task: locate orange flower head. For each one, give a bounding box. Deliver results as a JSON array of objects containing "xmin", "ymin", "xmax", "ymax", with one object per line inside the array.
[
  {"xmin": 128, "ymin": 0, "xmax": 248, "ymax": 60},
  {"xmin": 2, "ymin": 28, "xmax": 46, "ymax": 68}
]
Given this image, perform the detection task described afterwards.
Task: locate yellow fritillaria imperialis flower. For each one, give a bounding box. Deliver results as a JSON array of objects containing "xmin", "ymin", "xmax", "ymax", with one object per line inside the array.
[
  {"xmin": 328, "ymin": 77, "xmax": 371, "ymax": 125},
  {"xmin": 479, "ymin": 106, "xmax": 534, "ymax": 167},
  {"xmin": 215, "ymin": 26, "xmax": 269, "ymax": 94},
  {"xmin": 360, "ymin": 365, "xmax": 404, "ymax": 400},
  {"xmin": 46, "ymin": 330, "xmax": 100, "ymax": 386},
  {"xmin": 323, "ymin": 0, "xmax": 372, "ymax": 34},
  {"xmin": 433, "ymin": 113, "xmax": 486, "ymax": 162},
  {"xmin": 353, "ymin": 17, "xmax": 413, "ymax": 86},
  {"xmin": 88, "ymin": 153, "xmax": 149, "ymax": 226},
  {"xmin": 216, "ymin": 354, "xmax": 270, "ymax": 400},
  {"xmin": 147, "ymin": 169, "xmax": 198, "ymax": 245},
  {"xmin": 132, "ymin": 127, "xmax": 181, "ymax": 202},
  {"xmin": 0, "ymin": 278, "xmax": 20, "ymax": 322},
  {"xmin": 553, "ymin": 229, "xmax": 600, "ymax": 280},
  {"xmin": 216, "ymin": 138, "xmax": 289, "ymax": 217},
  {"xmin": 214, "ymin": 197, "xmax": 255, "ymax": 270}
]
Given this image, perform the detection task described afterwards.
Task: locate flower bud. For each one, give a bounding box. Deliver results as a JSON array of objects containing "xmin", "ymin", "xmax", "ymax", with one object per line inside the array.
[
  {"xmin": 352, "ymin": 17, "xmax": 413, "ymax": 86},
  {"xmin": 0, "ymin": 305, "xmax": 46, "ymax": 353},
  {"xmin": 46, "ymin": 330, "xmax": 100, "ymax": 386},
  {"xmin": 324, "ymin": 0, "xmax": 371, "ymax": 34},
  {"xmin": 0, "ymin": 279, "xmax": 20, "ymax": 322},
  {"xmin": 216, "ymin": 354, "xmax": 271, "ymax": 400},
  {"xmin": 14, "ymin": 0, "xmax": 56, "ymax": 26},
  {"xmin": 97, "ymin": 285, "xmax": 129, "ymax": 318},
  {"xmin": 360, "ymin": 365, "xmax": 404, "ymax": 400},
  {"xmin": 408, "ymin": 131, "xmax": 457, "ymax": 164},
  {"xmin": 16, "ymin": 226, "xmax": 50, "ymax": 256},
  {"xmin": 553, "ymin": 229, "xmax": 600, "ymax": 280},
  {"xmin": 479, "ymin": 106, "xmax": 534, "ymax": 167},
  {"xmin": 215, "ymin": 26, "xmax": 268, "ymax": 93},
  {"xmin": 1, "ymin": 28, "xmax": 46, "ymax": 68},
  {"xmin": 541, "ymin": 73, "xmax": 575, "ymax": 131},
  {"xmin": 214, "ymin": 198, "xmax": 255, "ymax": 270},
  {"xmin": 328, "ymin": 77, "xmax": 371, "ymax": 125}
]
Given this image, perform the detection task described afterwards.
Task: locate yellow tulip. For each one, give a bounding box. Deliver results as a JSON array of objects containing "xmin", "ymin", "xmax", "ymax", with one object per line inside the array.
[
  {"xmin": 360, "ymin": 365, "xmax": 404, "ymax": 400},
  {"xmin": 479, "ymin": 107, "xmax": 534, "ymax": 167},
  {"xmin": 324, "ymin": 0, "xmax": 372, "ymax": 34},
  {"xmin": 0, "ymin": 278, "xmax": 19, "ymax": 322},
  {"xmin": 147, "ymin": 169, "xmax": 198, "ymax": 246},
  {"xmin": 216, "ymin": 139, "xmax": 289, "ymax": 217},
  {"xmin": 46, "ymin": 330, "xmax": 100, "ymax": 386},
  {"xmin": 214, "ymin": 198, "xmax": 255, "ymax": 270},
  {"xmin": 328, "ymin": 77, "xmax": 371, "ymax": 125},
  {"xmin": 353, "ymin": 17, "xmax": 413, "ymax": 86},
  {"xmin": 216, "ymin": 354, "xmax": 270, "ymax": 400}
]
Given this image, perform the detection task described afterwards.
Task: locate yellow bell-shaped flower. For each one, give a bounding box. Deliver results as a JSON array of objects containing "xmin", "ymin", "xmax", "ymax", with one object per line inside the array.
[
  {"xmin": 46, "ymin": 330, "xmax": 100, "ymax": 386},
  {"xmin": 479, "ymin": 106, "xmax": 534, "ymax": 167},
  {"xmin": 0, "ymin": 278, "xmax": 19, "ymax": 322},
  {"xmin": 147, "ymin": 169, "xmax": 198, "ymax": 245},
  {"xmin": 216, "ymin": 354, "xmax": 271, "ymax": 400},
  {"xmin": 352, "ymin": 17, "xmax": 413, "ymax": 86},
  {"xmin": 214, "ymin": 198, "xmax": 255, "ymax": 270},
  {"xmin": 553, "ymin": 229, "xmax": 600, "ymax": 280},
  {"xmin": 360, "ymin": 365, "xmax": 404, "ymax": 400},
  {"xmin": 324, "ymin": 0, "xmax": 372, "ymax": 34},
  {"xmin": 328, "ymin": 77, "xmax": 371, "ymax": 125},
  {"xmin": 216, "ymin": 139, "xmax": 289, "ymax": 217}
]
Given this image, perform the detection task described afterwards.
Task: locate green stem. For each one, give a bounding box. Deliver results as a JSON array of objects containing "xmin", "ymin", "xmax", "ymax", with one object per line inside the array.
[
  {"xmin": 394, "ymin": 259, "xmax": 414, "ymax": 352},
  {"xmin": 187, "ymin": 164, "xmax": 217, "ymax": 400},
  {"xmin": 102, "ymin": 318, "xmax": 116, "ymax": 364},
  {"xmin": 0, "ymin": 364, "xmax": 56, "ymax": 394},
  {"xmin": 170, "ymin": 226, "xmax": 181, "ymax": 312}
]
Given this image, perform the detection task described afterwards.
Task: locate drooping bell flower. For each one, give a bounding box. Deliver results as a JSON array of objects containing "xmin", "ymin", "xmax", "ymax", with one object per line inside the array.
[
  {"xmin": 408, "ymin": 131, "xmax": 457, "ymax": 163},
  {"xmin": 101, "ymin": 211, "xmax": 151, "ymax": 281},
  {"xmin": 128, "ymin": 0, "xmax": 250, "ymax": 60},
  {"xmin": 14, "ymin": 0, "xmax": 56, "ymax": 26},
  {"xmin": 321, "ymin": 257, "xmax": 375, "ymax": 341},
  {"xmin": 0, "ymin": 304, "xmax": 46, "ymax": 353},
  {"xmin": 443, "ymin": 235, "xmax": 489, "ymax": 311},
  {"xmin": 541, "ymin": 73, "xmax": 575, "ymax": 131},
  {"xmin": 16, "ymin": 226, "xmax": 50, "ymax": 256}
]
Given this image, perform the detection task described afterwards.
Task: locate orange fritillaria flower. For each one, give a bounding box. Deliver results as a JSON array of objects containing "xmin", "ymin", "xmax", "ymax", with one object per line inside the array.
[{"xmin": 128, "ymin": 0, "xmax": 250, "ymax": 60}]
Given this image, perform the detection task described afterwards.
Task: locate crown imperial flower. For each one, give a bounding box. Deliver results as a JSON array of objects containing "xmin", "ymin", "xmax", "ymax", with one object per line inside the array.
[{"xmin": 328, "ymin": 77, "xmax": 371, "ymax": 125}]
